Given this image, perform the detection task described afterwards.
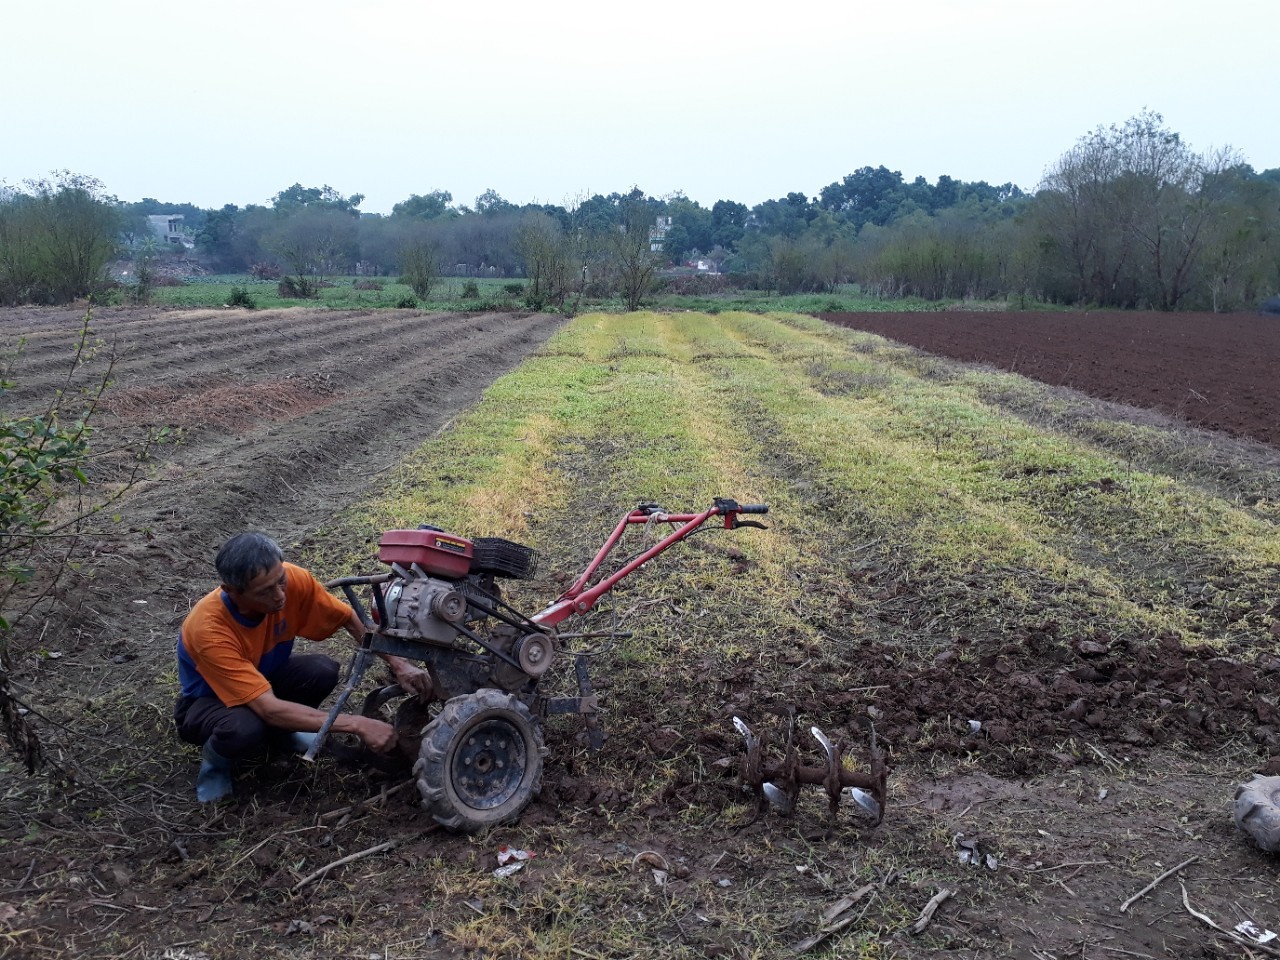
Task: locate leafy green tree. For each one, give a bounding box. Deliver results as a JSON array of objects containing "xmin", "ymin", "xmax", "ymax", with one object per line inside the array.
[
  {"xmin": 195, "ymin": 203, "xmax": 242, "ymax": 270},
  {"xmin": 932, "ymin": 174, "xmax": 959, "ymax": 210},
  {"xmin": 0, "ymin": 197, "xmax": 43, "ymax": 305},
  {"xmin": 0, "ymin": 172, "xmax": 120, "ymax": 305},
  {"xmin": 571, "ymin": 193, "xmax": 622, "ymax": 235},
  {"xmin": 272, "ymin": 183, "xmax": 364, "ymax": 215},
  {"xmin": 522, "ymin": 202, "xmax": 572, "ymax": 232},
  {"xmin": 662, "ymin": 222, "xmax": 692, "ymax": 263},
  {"xmin": 1035, "ymin": 110, "xmax": 1236, "ymax": 309},
  {"xmin": 117, "ymin": 210, "xmax": 152, "ymax": 249},
  {"xmin": 818, "ymin": 166, "xmax": 906, "ymax": 228},
  {"xmin": 710, "ymin": 200, "xmax": 748, "ymax": 250},
  {"xmin": 475, "ymin": 189, "xmax": 515, "ymax": 217},
  {"xmin": 392, "ymin": 191, "xmax": 456, "ymax": 220},
  {"xmin": 664, "ymin": 195, "xmax": 713, "ymax": 261},
  {"xmin": 610, "ymin": 200, "xmax": 664, "ymax": 310},
  {"xmin": 751, "ymin": 193, "xmax": 816, "ymax": 239},
  {"xmin": 1198, "ymin": 164, "xmax": 1280, "ymax": 311},
  {"xmin": 399, "ymin": 241, "xmax": 439, "ymax": 298}
]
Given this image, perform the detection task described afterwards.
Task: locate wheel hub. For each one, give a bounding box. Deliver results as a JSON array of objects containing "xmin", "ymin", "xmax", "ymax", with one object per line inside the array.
[{"xmin": 452, "ymin": 718, "xmax": 528, "ymax": 810}]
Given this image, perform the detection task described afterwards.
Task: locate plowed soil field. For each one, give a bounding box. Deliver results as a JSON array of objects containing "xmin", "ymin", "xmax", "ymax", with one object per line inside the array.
[
  {"xmin": 1, "ymin": 306, "xmax": 1278, "ymax": 960},
  {"xmin": 0, "ymin": 305, "xmax": 565, "ymax": 612},
  {"xmin": 816, "ymin": 310, "xmax": 1280, "ymax": 447}
]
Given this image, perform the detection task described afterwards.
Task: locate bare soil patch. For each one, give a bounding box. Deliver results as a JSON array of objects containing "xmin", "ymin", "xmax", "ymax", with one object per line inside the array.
[
  {"xmin": 816, "ymin": 310, "xmax": 1280, "ymax": 448},
  {"xmin": 102, "ymin": 377, "xmax": 338, "ymax": 431}
]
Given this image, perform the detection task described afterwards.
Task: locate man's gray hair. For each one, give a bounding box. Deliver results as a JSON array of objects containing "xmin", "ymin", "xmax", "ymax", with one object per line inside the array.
[{"xmin": 215, "ymin": 532, "xmax": 284, "ymax": 591}]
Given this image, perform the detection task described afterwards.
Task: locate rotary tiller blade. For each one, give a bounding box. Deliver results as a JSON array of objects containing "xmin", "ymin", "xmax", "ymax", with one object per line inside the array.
[
  {"xmin": 762, "ymin": 782, "xmax": 795, "ymax": 813},
  {"xmin": 847, "ymin": 787, "xmax": 882, "ymax": 820}
]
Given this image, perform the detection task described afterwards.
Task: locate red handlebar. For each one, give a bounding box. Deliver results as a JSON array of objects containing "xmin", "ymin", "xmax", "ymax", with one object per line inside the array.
[{"xmin": 531, "ymin": 499, "xmax": 767, "ymax": 628}]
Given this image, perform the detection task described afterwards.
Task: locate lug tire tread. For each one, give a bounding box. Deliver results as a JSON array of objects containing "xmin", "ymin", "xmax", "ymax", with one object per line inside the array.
[
  {"xmin": 1234, "ymin": 775, "xmax": 1280, "ymax": 853},
  {"xmin": 414, "ymin": 688, "xmax": 545, "ymax": 832}
]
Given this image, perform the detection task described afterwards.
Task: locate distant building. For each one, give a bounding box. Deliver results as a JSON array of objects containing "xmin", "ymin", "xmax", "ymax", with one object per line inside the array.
[
  {"xmin": 649, "ymin": 216, "xmax": 672, "ymax": 252},
  {"xmin": 147, "ymin": 214, "xmax": 193, "ymax": 248}
]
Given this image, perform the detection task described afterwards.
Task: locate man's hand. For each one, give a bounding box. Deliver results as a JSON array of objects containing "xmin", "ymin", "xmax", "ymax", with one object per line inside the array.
[
  {"xmin": 383, "ymin": 655, "xmax": 434, "ymax": 699},
  {"xmin": 348, "ymin": 616, "xmax": 436, "ymax": 702},
  {"xmin": 393, "ymin": 664, "xmax": 434, "ymax": 699},
  {"xmin": 350, "ymin": 716, "xmax": 398, "ymax": 753},
  {"xmin": 249, "ymin": 691, "xmax": 399, "ymax": 754}
]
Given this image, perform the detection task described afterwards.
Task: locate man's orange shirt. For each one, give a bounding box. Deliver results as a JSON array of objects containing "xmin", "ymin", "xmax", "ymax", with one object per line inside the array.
[{"xmin": 176, "ymin": 563, "xmax": 352, "ymax": 706}]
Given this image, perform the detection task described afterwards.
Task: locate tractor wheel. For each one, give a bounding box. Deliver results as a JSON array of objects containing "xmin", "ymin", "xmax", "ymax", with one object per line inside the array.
[
  {"xmin": 414, "ymin": 689, "xmax": 545, "ymax": 832},
  {"xmin": 1234, "ymin": 775, "xmax": 1280, "ymax": 853}
]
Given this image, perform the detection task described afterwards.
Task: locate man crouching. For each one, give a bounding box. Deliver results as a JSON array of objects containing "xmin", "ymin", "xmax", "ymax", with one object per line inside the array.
[{"xmin": 174, "ymin": 532, "xmax": 431, "ymax": 802}]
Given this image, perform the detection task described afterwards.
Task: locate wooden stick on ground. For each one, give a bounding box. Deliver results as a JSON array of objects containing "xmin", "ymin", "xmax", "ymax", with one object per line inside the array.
[
  {"xmin": 292, "ymin": 840, "xmax": 399, "ymax": 892},
  {"xmin": 788, "ymin": 883, "xmax": 877, "ymax": 954},
  {"xmin": 319, "ymin": 779, "xmax": 415, "ymax": 822},
  {"xmin": 910, "ymin": 888, "xmax": 954, "ymax": 935},
  {"xmin": 1179, "ymin": 882, "xmax": 1280, "ymax": 958},
  {"xmin": 1118, "ymin": 856, "xmax": 1199, "ymax": 914}
]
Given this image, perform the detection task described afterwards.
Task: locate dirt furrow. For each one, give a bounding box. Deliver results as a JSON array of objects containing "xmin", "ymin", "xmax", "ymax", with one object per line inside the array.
[{"xmin": 4, "ymin": 308, "xmax": 509, "ymax": 404}]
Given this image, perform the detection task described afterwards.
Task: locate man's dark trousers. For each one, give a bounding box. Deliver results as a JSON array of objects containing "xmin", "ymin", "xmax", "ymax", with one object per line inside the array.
[{"xmin": 173, "ymin": 654, "xmax": 339, "ymax": 759}]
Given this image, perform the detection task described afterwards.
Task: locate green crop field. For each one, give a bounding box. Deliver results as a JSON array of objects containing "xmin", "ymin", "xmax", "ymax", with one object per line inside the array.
[
  {"xmin": 346, "ymin": 310, "xmax": 1276, "ymax": 652},
  {"xmin": 145, "ymin": 275, "xmax": 1018, "ymax": 315},
  {"xmin": 149, "ymin": 275, "xmax": 526, "ymax": 312}
]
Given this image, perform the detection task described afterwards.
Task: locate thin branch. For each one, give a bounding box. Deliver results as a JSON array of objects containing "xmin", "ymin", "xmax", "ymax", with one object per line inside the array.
[
  {"xmin": 1180, "ymin": 882, "xmax": 1280, "ymax": 958},
  {"xmin": 291, "ymin": 840, "xmax": 400, "ymax": 892},
  {"xmin": 1118, "ymin": 856, "xmax": 1199, "ymax": 914}
]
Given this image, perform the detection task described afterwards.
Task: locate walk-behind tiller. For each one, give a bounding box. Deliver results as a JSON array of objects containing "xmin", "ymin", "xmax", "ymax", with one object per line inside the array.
[{"xmin": 307, "ymin": 498, "xmax": 886, "ymax": 832}]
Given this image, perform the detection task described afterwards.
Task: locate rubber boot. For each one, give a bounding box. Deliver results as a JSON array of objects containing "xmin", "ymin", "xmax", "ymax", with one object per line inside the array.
[
  {"xmin": 196, "ymin": 741, "xmax": 234, "ymax": 803},
  {"xmin": 285, "ymin": 731, "xmax": 319, "ymax": 754}
]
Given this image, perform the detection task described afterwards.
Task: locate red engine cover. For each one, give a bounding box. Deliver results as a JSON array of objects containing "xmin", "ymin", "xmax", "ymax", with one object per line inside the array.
[{"xmin": 378, "ymin": 529, "xmax": 473, "ymax": 579}]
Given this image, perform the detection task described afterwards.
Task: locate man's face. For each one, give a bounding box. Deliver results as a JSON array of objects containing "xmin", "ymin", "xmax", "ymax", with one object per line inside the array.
[{"xmin": 226, "ymin": 562, "xmax": 287, "ymax": 615}]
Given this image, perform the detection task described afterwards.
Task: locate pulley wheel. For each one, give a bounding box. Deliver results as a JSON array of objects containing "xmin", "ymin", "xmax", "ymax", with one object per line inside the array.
[{"xmin": 515, "ymin": 633, "xmax": 554, "ymax": 677}]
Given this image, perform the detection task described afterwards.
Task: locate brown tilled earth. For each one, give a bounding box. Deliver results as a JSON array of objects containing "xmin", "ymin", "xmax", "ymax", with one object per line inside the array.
[
  {"xmin": 816, "ymin": 310, "xmax": 1280, "ymax": 447},
  {"xmin": 0, "ymin": 306, "xmax": 1277, "ymax": 959}
]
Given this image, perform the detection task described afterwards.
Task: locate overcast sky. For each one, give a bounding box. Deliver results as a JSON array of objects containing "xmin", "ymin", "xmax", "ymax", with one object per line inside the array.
[{"xmin": 5, "ymin": 0, "xmax": 1277, "ymax": 214}]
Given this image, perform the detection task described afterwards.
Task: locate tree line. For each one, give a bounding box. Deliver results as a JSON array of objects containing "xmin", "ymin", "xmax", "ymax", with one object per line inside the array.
[{"xmin": 2, "ymin": 111, "xmax": 1277, "ymax": 310}]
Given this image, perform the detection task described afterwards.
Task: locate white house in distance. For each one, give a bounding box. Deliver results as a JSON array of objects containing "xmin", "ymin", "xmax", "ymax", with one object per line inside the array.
[
  {"xmin": 649, "ymin": 216, "xmax": 671, "ymax": 252},
  {"xmin": 147, "ymin": 215, "xmax": 193, "ymax": 249}
]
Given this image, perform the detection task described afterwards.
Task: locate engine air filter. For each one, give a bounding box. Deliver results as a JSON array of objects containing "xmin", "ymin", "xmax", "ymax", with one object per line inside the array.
[{"xmin": 471, "ymin": 537, "xmax": 539, "ymax": 579}]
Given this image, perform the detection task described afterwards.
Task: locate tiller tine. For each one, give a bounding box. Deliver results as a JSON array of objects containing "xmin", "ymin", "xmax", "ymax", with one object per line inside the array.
[
  {"xmin": 810, "ymin": 725, "xmax": 882, "ymax": 821},
  {"xmin": 761, "ymin": 782, "xmax": 796, "ymax": 814},
  {"xmin": 732, "ymin": 716, "xmax": 758, "ymax": 752},
  {"xmin": 734, "ymin": 715, "xmax": 887, "ymax": 825}
]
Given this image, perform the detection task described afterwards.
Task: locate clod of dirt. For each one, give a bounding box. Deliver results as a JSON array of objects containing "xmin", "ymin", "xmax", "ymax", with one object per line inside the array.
[
  {"xmin": 645, "ymin": 727, "xmax": 683, "ymax": 757},
  {"xmin": 1251, "ymin": 726, "xmax": 1278, "ymax": 748},
  {"xmin": 984, "ymin": 724, "xmax": 1010, "ymax": 743}
]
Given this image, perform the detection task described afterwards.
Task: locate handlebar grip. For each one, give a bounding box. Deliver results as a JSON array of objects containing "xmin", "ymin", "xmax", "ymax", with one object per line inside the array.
[{"xmin": 738, "ymin": 504, "xmax": 769, "ymax": 514}]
